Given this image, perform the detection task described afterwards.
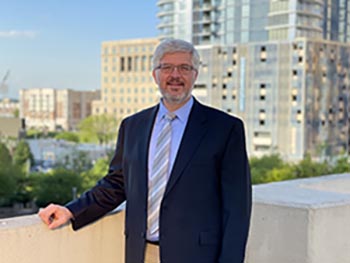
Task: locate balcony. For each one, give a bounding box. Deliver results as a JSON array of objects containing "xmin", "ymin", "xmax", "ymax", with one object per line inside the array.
[{"xmin": 1, "ymin": 174, "xmax": 349, "ymax": 263}]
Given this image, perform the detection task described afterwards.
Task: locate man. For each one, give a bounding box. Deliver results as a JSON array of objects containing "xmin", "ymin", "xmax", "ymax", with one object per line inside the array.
[{"xmin": 39, "ymin": 39, "xmax": 252, "ymax": 263}]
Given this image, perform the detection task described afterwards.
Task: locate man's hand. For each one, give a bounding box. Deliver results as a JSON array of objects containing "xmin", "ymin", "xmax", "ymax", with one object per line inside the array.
[{"xmin": 38, "ymin": 204, "xmax": 73, "ymax": 229}]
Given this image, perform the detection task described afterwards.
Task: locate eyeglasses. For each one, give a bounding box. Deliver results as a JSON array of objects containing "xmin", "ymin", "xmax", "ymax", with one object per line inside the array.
[{"xmin": 155, "ymin": 64, "xmax": 196, "ymax": 75}]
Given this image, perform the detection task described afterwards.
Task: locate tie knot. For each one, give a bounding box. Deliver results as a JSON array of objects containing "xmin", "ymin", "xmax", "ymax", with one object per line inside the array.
[{"xmin": 165, "ymin": 112, "xmax": 176, "ymax": 121}]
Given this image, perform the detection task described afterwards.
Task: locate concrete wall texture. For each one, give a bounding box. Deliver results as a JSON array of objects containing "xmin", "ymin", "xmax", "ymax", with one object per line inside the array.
[
  {"xmin": 0, "ymin": 173, "xmax": 349, "ymax": 263},
  {"xmin": 246, "ymin": 173, "xmax": 350, "ymax": 263}
]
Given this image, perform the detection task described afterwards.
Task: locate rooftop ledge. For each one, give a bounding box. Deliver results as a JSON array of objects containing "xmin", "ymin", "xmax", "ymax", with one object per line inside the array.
[
  {"xmin": 254, "ymin": 173, "xmax": 350, "ymax": 208},
  {"xmin": 0, "ymin": 173, "xmax": 349, "ymax": 263}
]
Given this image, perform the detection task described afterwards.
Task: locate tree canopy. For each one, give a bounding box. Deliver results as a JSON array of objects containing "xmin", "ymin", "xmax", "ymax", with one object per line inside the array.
[
  {"xmin": 13, "ymin": 140, "xmax": 34, "ymax": 169},
  {"xmin": 78, "ymin": 114, "xmax": 119, "ymax": 145},
  {"xmin": 32, "ymin": 169, "xmax": 83, "ymax": 207},
  {"xmin": 55, "ymin": 131, "xmax": 80, "ymax": 143}
]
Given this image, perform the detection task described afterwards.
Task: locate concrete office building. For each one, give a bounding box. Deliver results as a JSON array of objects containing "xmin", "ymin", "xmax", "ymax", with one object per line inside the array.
[
  {"xmin": 20, "ymin": 88, "xmax": 100, "ymax": 131},
  {"xmin": 195, "ymin": 38, "xmax": 349, "ymax": 160},
  {"xmin": 93, "ymin": 37, "xmax": 208, "ymax": 118},
  {"xmin": 92, "ymin": 38, "xmax": 160, "ymax": 119}
]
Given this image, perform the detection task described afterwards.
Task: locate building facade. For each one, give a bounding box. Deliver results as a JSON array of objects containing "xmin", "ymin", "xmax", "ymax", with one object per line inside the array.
[
  {"xmin": 157, "ymin": 0, "xmax": 350, "ymax": 45},
  {"xmin": 156, "ymin": 0, "xmax": 350, "ymax": 160},
  {"xmin": 20, "ymin": 88, "xmax": 100, "ymax": 131},
  {"xmin": 0, "ymin": 98, "xmax": 19, "ymax": 118},
  {"xmin": 195, "ymin": 38, "xmax": 350, "ymax": 160},
  {"xmin": 92, "ymin": 38, "xmax": 160, "ymax": 119}
]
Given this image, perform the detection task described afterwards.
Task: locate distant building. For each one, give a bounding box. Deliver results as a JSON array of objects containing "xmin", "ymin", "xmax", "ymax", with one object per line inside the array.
[
  {"xmin": 27, "ymin": 138, "xmax": 111, "ymax": 172},
  {"xmin": 20, "ymin": 88, "xmax": 100, "ymax": 131},
  {"xmin": 92, "ymin": 38, "xmax": 160, "ymax": 119},
  {"xmin": 195, "ymin": 38, "xmax": 350, "ymax": 161},
  {"xmin": 0, "ymin": 98, "xmax": 19, "ymax": 118},
  {"xmin": 0, "ymin": 117, "xmax": 24, "ymax": 138}
]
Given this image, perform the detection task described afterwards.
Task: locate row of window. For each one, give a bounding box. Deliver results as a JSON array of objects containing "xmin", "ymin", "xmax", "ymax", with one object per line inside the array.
[
  {"xmin": 103, "ymin": 55, "xmax": 153, "ymax": 72},
  {"xmin": 103, "ymin": 87, "xmax": 155, "ymax": 94},
  {"xmin": 103, "ymin": 45, "xmax": 154, "ymax": 55},
  {"xmin": 103, "ymin": 76, "xmax": 153, "ymax": 83},
  {"xmin": 96, "ymin": 107, "xmax": 141, "ymax": 115},
  {"xmin": 103, "ymin": 96, "xmax": 155, "ymax": 104}
]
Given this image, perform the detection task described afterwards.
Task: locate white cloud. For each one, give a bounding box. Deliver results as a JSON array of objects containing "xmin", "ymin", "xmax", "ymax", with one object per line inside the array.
[{"xmin": 0, "ymin": 30, "xmax": 38, "ymax": 38}]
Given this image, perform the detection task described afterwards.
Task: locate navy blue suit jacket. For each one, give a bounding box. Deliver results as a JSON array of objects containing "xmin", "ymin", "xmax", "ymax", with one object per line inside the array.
[{"xmin": 66, "ymin": 98, "xmax": 252, "ymax": 263}]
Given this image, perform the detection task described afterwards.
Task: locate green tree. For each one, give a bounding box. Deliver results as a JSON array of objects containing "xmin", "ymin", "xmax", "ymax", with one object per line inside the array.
[
  {"xmin": 264, "ymin": 165, "xmax": 296, "ymax": 183},
  {"xmin": 57, "ymin": 149, "xmax": 93, "ymax": 174},
  {"xmin": 250, "ymin": 154, "xmax": 286, "ymax": 184},
  {"xmin": 0, "ymin": 142, "xmax": 33, "ymax": 206},
  {"xmin": 0, "ymin": 142, "xmax": 12, "ymax": 165},
  {"xmin": 0, "ymin": 164, "xmax": 16, "ymax": 206},
  {"xmin": 81, "ymin": 157, "xmax": 109, "ymax": 190},
  {"xmin": 32, "ymin": 168, "xmax": 83, "ymax": 207},
  {"xmin": 292, "ymin": 154, "xmax": 330, "ymax": 178},
  {"xmin": 13, "ymin": 140, "xmax": 34, "ymax": 170},
  {"xmin": 78, "ymin": 114, "xmax": 119, "ymax": 145},
  {"xmin": 13, "ymin": 108, "xmax": 19, "ymax": 118},
  {"xmin": 330, "ymin": 156, "xmax": 350, "ymax": 174},
  {"xmin": 55, "ymin": 131, "xmax": 80, "ymax": 143},
  {"xmin": 8, "ymin": 164, "xmax": 32, "ymax": 205}
]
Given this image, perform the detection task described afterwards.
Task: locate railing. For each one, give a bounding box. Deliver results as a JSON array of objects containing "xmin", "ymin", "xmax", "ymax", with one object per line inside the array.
[{"xmin": 1, "ymin": 173, "xmax": 349, "ymax": 263}]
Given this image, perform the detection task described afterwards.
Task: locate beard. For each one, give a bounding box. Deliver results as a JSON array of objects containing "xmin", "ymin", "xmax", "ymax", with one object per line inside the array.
[
  {"xmin": 160, "ymin": 77, "xmax": 193, "ymax": 105},
  {"xmin": 161, "ymin": 89, "xmax": 191, "ymax": 105}
]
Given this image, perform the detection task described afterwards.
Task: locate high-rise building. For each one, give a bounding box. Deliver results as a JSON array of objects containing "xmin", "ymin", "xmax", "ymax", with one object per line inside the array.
[
  {"xmin": 92, "ymin": 38, "xmax": 160, "ymax": 119},
  {"xmin": 20, "ymin": 88, "xmax": 99, "ymax": 131},
  {"xmin": 156, "ymin": 0, "xmax": 350, "ymax": 160},
  {"xmin": 195, "ymin": 38, "xmax": 350, "ymax": 160},
  {"xmin": 157, "ymin": 0, "xmax": 350, "ymax": 45}
]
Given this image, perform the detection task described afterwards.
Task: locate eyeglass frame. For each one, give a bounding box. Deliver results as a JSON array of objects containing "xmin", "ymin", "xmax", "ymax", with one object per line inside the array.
[{"xmin": 155, "ymin": 63, "xmax": 197, "ymax": 75}]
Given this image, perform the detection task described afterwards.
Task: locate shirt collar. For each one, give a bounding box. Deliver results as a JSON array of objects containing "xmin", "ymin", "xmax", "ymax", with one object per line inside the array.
[{"xmin": 157, "ymin": 96, "xmax": 194, "ymax": 123}]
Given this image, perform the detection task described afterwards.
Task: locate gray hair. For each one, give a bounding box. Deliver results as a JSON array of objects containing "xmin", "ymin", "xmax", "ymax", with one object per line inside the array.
[{"xmin": 152, "ymin": 39, "xmax": 200, "ymax": 70}]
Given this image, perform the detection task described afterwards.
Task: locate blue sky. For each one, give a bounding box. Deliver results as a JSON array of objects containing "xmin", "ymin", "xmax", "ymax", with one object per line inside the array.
[{"xmin": 0, "ymin": 1, "xmax": 158, "ymax": 99}]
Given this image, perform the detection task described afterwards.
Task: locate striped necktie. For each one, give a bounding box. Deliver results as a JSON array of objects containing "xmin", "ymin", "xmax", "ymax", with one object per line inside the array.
[{"xmin": 148, "ymin": 112, "xmax": 176, "ymax": 235}]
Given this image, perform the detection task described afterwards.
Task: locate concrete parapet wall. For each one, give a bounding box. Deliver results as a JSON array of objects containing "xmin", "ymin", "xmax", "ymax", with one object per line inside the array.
[
  {"xmin": 0, "ymin": 211, "xmax": 125, "ymax": 263},
  {"xmin": 245, "ymin": 173, "xmax": 350, "ymax": 263},
  {"xmin": 0, "ymin": 174, "xmax": 349, "ymax": 263}
]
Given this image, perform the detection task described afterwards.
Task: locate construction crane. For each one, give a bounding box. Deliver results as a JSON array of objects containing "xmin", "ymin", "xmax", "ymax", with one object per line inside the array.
[{"xmin": 0, "ymin": 70, "xmax": 10, "ymax": 96}]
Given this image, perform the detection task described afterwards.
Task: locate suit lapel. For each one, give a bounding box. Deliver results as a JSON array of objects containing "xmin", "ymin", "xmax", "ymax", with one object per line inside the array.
[
  {"xmin": 164, "ymin": 100, "xmax": 208, "ymax": 196},
  {"xmin": 137, "ymin": 105, "xmax": 159, "ymax": 196}
]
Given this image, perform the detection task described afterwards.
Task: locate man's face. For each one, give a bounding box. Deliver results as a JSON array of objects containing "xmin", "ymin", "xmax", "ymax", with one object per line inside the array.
[{"xmin": 152, "ymin": 52, "xmax": 198, "ymax": 108}]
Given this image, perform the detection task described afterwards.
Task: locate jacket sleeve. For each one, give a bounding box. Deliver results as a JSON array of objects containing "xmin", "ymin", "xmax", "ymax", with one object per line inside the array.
[
  {"xmin": 219, "ymin": 119, "xmax": 252, "ymax": 263},
  {"xmin": 65, "ymin": 120, "xmax": 127, "ymax": 230}
]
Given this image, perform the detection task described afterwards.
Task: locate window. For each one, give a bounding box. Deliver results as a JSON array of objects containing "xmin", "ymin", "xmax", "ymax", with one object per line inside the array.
[
  {"xmin": 260, "ymin": 84, "xmax": 266, "ymax": 100},
  {"xmin": 259, "ymin": 109, "xmax": 266, "ymax": 126},
  {"xmin": 120, "ymin": 57, "xmax": 125, "ymax": 72},
  {"xmin": 134, "ymin": 56, "xmax": 139, "ymax": 71},
  {"xmin": 141, "ymin": 56, "xmax": 147, "ymax": 71},
  {"xmin": 260, "ymin": 46, "xmax": 266, "ymax": 62},
  {"xmin": 149, "ymin": 55, "xmax": 153, "ymax": 70},
  {"xmin": 296, "ymin": 109, "xmax": 302, "ymax": 123},
  {"xmin": 128, "ymin": 56, "xmax": 132, "ymax": 71}
]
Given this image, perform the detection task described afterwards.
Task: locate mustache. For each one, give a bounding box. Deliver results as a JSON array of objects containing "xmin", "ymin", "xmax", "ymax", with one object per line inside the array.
[{"xmin": 166, "ymin": 77, "xmax": 184, "ymax": 84}]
